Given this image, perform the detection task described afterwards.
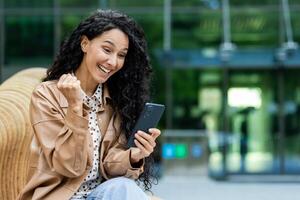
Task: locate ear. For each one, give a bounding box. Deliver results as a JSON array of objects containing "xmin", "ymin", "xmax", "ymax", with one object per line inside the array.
[{"xmin": 80, "ymin": 35, "xmax": 89, "ymax": 53}]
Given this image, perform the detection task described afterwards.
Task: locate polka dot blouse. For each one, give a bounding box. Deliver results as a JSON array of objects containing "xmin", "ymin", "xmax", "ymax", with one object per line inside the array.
[{"xmin": 70, "ymin": 84, "xmax": 103, "ymax": 199}]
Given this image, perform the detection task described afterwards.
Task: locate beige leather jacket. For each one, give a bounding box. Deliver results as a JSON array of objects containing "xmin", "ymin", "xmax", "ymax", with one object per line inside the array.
[{"xmin": 17, "ymin": 81, "xmax": 144, "ymax": 200}]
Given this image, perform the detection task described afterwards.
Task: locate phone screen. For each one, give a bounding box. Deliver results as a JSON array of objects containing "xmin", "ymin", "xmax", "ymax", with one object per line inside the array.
[{"xmin": 127, "ymin": 103, "xmax": 165, "ymax": 148}]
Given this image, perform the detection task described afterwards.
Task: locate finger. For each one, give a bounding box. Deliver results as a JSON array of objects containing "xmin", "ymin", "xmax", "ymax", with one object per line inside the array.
[
  {"xmin": 62, "ymin": 75, "xmax": 78, "ymax": 89},
  {"xmin": 59, "ymin": 74, "xmax": 68, "ymax": 82},
  {"xmin": 76, "ymin": 80, "xmax": 81, "ymax": 87},
  {"xmin": 70, "ymin": 74, "xmax": 78, "ymax": 82},
  {"xmin": 136, "ymin": 131, "xmax": 156, "ymax": 147},
  {"xmin": 134, "ymin": 139, "xmax": 150, "ymax": 157},
  {"xmin": 62, "ymin": 74, "xmax": 75, "ymax": 84},
  {"xmin": 149, "ymin": 128, "xmax": 161, "ymax": 140},
  {"xmin": 57, "ymin": 74, "xmax": 68, "ymax": 88},
  {"xmin": 135, "ymin": 132, "xmax": 154, "ymax": 150},
  {"xmin": 68, "ymin": 76, "xmax": 80, "ymax": 86}
]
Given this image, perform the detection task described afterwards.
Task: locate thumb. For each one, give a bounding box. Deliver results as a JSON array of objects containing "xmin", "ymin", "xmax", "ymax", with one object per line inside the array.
[{"xmin": 149, "ymin": 128, "xmax": 161, "ymax": 140}]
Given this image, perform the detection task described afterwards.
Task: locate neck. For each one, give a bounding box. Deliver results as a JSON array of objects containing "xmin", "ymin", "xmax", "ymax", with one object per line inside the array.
[{"xmin": 75, "ymin": 65, "xmax": 98, "ymax": 97}]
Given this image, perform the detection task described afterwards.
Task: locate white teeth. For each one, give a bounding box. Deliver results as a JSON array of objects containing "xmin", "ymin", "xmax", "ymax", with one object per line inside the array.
[{"xmin": 97, "ymin": 65, "xmax": 110, "ymax": 73}]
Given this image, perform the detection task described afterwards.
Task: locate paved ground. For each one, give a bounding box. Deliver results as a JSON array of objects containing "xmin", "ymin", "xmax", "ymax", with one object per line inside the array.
[{"xmin": 151, "ymin": 172, "xmax": 300, "ymax": 200}]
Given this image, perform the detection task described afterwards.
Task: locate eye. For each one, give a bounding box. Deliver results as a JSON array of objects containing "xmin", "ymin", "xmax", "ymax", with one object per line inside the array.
[
  {"xmin": 103, "ymin": 47, "xmax": 112, "ymax": 54},
  {"xmin": 118, "ymin": 53, "xmax": 127, "ymax": 59}
]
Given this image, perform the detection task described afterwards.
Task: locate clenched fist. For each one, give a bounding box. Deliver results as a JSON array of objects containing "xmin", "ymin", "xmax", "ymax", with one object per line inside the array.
[{"xmin": 57, "ymin": 74, "xmax": 83, "ymax": 114}]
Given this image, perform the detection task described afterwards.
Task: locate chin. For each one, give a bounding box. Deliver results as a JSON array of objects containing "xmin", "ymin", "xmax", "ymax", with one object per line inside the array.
[{"xmin": 96, "ymin": 76, "xmax": 109, "ymax": 84}]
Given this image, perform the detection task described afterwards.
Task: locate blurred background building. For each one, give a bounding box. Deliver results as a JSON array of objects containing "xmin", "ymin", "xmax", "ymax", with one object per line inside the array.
[{"xmin": 1, "ymin": 0, "xmax": 300, "ymax": 182}]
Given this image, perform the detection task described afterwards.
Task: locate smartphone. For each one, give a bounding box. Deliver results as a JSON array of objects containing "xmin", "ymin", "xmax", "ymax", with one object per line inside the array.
[{"xmin": 127, "ymin": 103, "xmax": 165, "ymax": 148}]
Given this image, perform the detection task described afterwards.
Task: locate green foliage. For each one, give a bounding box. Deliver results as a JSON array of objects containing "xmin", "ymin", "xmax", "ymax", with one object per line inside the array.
[
  {"xmin": 108, "ymin": 0, "xmax": 163, "ymax": 7},
  {"xmin": 61, "ymin": 15, "xmax": 86, "ymax": 40},
  {"xmin": 4, "ymin": 0, "xmax": 53, "ymax": 8},
  {"xmin": 130, "ymin": 14, "xmax": 164, "ymax": 49},
  {"xmin": 5, "ymin": 16, "xmax": 53, "ymax": 64},
  {"xmin": 60, "ymin": 0, "xmax": 97, "ymax": 7}
]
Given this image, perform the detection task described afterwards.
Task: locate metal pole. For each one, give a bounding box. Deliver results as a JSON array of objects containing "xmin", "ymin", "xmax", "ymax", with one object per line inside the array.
[
  {"xmin": 279, "ymin": 1, "xmax": 285, "ymax": 45},
  {"xmin": 220, "ymin": 66, "xmax": 229, "ymax": 178},
  {"xmin": 276, "ymin": 2, "xmax": 284, "ymax": 173},
  {"xmin": 277, "ymin": 67, "xmax": 285, "ymax": 174},
  {"xmin": 220, "ymin": 0, "xmax": 233, "ymax": 178},
  {"xmin": 99, "ymin": 0, "xmax": 107, "ymax": 9},
  {"xmin": 53, "ymin": 0, "xmax": 61, "ymax": 58},
  {"xmin": 280, "ymin": 0, "xmax": 298, "ymax": 52},
  {"xmin": 277, "ymin": 1, "xmax": 289, "ymax": 175},
  {"xmin": 220, "ymin": 0, "xmax": 235, "ymax": 62},
  {"xmin": 222, "ymin": 0, "xmax": 231, "ymax": 44},
  {"xmin": 164, "ymin": 0, "xmax": 172, "ymax": 129},
  {"xmin": 281, "ymin": 0, "xmax": 293, "ymax": 43},
  {"xmin": 0, "ymin": 0, "xmax": 4, "ymax": 83}
]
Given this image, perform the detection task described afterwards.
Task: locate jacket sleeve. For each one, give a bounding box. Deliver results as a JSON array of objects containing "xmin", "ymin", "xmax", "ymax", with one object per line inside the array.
[
  {"xmin": 30, "ymin": 84, "xmax": 90, "ymax": 178},
  {"xmin": 101, "ymin": 117, "xmax": 145, "ymax": 180}
]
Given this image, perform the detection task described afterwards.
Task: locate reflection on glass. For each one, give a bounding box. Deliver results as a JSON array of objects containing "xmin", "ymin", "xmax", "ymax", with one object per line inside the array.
[
  {"xmin": 206, "ymin": 70, "xmax": 282, "ymax": 177},
  {"xmin": 226, "ymin": 71, "xmax": 278, "ymax": 174},
  {"xmin": 198, "ymin": 70, "xmax": 224, "ymax": 177},
  {"xmin": 228, "ymin": 87, "xmax": 262, "ymax": 108}
]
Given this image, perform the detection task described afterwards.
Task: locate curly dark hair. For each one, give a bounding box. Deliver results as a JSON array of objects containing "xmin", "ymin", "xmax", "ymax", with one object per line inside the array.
[{"xmin": 43, "ymin": 10, "xmax": 156, "ymax": 190}]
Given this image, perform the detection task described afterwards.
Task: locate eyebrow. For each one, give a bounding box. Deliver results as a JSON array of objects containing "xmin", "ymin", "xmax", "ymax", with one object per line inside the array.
[{"xmin": 103, "ymin": 40, "xmax": 128, "ymax": 51}]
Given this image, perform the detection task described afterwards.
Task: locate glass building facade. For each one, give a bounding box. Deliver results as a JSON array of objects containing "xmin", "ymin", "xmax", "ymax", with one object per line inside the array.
[{"xmin": 1, "ymin": 0, "xmax": 300, "ymax": 179}]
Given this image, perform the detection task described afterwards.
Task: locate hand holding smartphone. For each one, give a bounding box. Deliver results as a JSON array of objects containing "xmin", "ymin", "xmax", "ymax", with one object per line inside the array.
[{"xmin": 127, "ymin": 103, "xmax": 165, "ymax": 148}]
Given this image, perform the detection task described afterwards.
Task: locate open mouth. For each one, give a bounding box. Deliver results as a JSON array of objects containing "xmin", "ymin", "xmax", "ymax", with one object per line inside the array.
[{"xmin": 97, "ymin": 64, "xmax": 111, "ymax": 74}]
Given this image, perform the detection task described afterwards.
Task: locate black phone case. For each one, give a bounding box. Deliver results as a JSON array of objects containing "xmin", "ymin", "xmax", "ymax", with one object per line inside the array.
[{"xmin": 127, "ymin": 103, "xmax": 165, "ymax": 148}]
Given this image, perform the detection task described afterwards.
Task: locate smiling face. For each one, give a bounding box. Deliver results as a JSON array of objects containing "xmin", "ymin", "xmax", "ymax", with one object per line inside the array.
[{"xmin": 78, "ymin": 28, "xmax": 129, "ymax": 86}]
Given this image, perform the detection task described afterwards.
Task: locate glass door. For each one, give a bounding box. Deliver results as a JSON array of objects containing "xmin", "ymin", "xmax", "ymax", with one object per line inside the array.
[{"xmin": 225, "ymin": 69, "xmax": 280, "ymax": 174}]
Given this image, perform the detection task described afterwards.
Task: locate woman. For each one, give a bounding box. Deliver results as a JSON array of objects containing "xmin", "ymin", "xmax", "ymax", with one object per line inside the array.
[{"xmin": 17, "ymin": 9, "xmax": 160, "ymax": 200}]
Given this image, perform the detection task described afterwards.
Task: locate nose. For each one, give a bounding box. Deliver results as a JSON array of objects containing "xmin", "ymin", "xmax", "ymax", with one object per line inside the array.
[{"xmin": 107, "ymin": 54, "xmax": 118, "ymax": 68}]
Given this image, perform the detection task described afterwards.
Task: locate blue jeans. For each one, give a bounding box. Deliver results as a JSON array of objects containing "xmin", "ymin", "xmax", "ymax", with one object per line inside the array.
[{"xmin": 86, "ymin": 177, "xmax": 149, "ymax": 200}]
